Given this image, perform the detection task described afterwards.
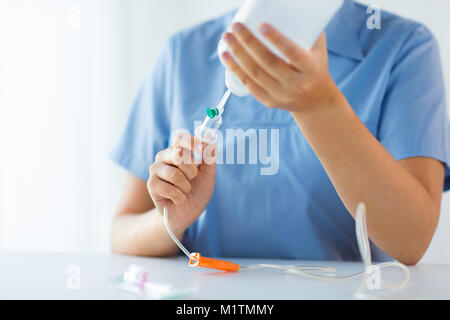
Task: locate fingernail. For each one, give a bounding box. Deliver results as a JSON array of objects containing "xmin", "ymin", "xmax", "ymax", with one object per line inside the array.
[
  {"xmin": 205, "ymin": 144, "xmax": 217, "ymax": 158},
  {"xmin": 260, "ymin": 23, "xmax": 271, "ymax": 35},
  {"xmin": 223, "ymin": 32, "xmax": 233, "ymax": 43},
  {"xmin": 231, "ymin": 22, "xmax": 243, "ymax": 33},
  {"xmin": 175, "ymin": 134, "xmax": 183, "ymax": 142},
  {"xmin": 203, "ymin": 145, "xmax": 217, "ymax": 165},
  {"xmin": 222, "ymin": 52, "xmax": 231, "ymax": 61}
]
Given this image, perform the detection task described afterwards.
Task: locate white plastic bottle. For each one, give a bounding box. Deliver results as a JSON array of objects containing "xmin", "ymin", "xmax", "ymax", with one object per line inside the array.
[{"xmin": 218, "ymin": 0, "xmax": 345, "ymax": 97}]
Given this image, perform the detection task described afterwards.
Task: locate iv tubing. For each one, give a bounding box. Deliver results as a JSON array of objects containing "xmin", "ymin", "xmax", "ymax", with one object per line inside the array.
[
  {"xmin": 161, "ymin": 89, "xmax": 410, "ymax": 292},
  {"xmin": 163, "ymin": 206, "xmax": 191, "ymax": 259},
  {"xmin": 163, "ymin": 204, "xmax": 409, "ymax": 290},
  {"xmin": 216, "ymin": 89, "xmax": 231, "ymax": 116}
]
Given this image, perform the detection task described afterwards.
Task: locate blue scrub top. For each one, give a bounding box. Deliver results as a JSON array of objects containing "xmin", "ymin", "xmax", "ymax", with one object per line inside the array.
[{"xmin": 112, "ymin": 0, "xmax": 450, "ymax": 261}]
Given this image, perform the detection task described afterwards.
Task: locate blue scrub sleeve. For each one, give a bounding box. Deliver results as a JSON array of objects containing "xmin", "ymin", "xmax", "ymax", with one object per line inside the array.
[
  {"xmin": 378, "ymin": 25, "xmax": 450, "ymax": 191},
  {"xmin": 111, "ymin": 39, "xmax": 175, "ymax": 181}
]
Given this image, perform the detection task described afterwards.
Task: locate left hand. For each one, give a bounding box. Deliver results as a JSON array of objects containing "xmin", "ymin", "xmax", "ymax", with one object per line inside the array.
[{"xmin": 221, "ymin": 22, "xmax": 341, "ymax": 113}]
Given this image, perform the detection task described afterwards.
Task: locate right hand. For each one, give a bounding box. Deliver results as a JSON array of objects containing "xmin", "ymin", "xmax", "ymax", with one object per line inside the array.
[{"xmin": 147, "ymin": 133, "xmax": 217, "ymax": 235}]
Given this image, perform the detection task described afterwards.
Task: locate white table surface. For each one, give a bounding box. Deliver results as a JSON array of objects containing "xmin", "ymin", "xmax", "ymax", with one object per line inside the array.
[{"xmin": 1, "ymin": 252, "xmax": 449, "ymax": 300}]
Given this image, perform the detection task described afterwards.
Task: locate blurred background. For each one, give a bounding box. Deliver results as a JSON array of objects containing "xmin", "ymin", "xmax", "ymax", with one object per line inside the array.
[{"xmin": 0, "ymin": 0, "xmax": 449, "ymax": 262}]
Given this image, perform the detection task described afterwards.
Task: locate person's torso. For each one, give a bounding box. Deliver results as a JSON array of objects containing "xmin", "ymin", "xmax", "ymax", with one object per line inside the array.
[{"xmin": 166, "ymin": 1, "xmax": 420, "ymax": 261}]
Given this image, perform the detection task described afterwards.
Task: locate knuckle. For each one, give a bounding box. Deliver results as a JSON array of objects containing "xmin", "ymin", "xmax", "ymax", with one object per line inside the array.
[
  {"xmin": 272, "ymin": 37, "xmax": 282, "ymax": 46},
  {"xmin": 288, "ymin": 45, "xmax": 299, "ymax": 55},
  {"xmin": 171, "ymin": 148, "xmax": 183, "ymax": 165},
  {"xmin": 228, "ymin": 58, "xmax": 239, "ymax": 71},
  {"xmin": 151, "ymin": 174, "xmax": 160, "ymax": 186},
  {"xmin": 179, "ymin": 194, "xmax": 188, "ymax": 204},
  {"xmin": 233, "ymin": 40, "xmax": 242, "ymax": 52},
  {"xmin": 242, "ymin": 31, "xmax": 254, "ymax": 44},
  {"xmin": 169, "ymin": 188, "xmax": 181, "ymax": 200},
  {"xmin": 147, "ymin": 175, "xmax": 158, "ymax": 191},
  {"xmin": 180, "ymin": 165, "xmax": 194, "ymax": 180},
  {"xmin": 229, "ymin": 63, "xmax": 239, "ymax": 73},
  {"xmin": 155, "ymin": 148, "xmax": 169, "ymax": 163},
  {"xmin": 183, "ymin": 151, "xmax": 195, "ymax": 166},
  {"xmin": 248, "ymin": 64, "xmax": 260, "ymax": 79},
  {"xmin": 149, "ymin": 163, "xmax": 157, "ymax": 175},
  {"xmin": 157, "ymin": 185, "xmax": 169, "ymax": 199},
  {"xmin": 241, "ymin": 75, "xmax": 250, "ymax": 86},
  {"xmin": 265, "ymin": 54, "xmax": 277, "ymax": 68},
  {"xmin": 229, "ymin": 42, "xmax": 241, "ymax": 55},
  {"xmin": 155, "ymin": 151, "xmax": 163, "ymax": 163},
  {"xmin": 292, "ymin": 51, "xmax": 303, "ymax": 63},
  {"xmin": 170, "ymin": 169, "xmax": 184, "ymax": 184}
]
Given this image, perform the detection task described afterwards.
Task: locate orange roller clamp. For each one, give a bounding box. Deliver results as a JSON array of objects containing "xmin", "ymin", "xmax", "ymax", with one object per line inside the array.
[{"xmin": 189, "ymin": 253, "xmax": 240, "ymax": 272}]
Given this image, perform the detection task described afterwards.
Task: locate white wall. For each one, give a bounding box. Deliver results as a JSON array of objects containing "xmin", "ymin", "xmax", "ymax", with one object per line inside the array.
[
  {"xmin": 0, "ymin": 0, "xmax": 125, "ymax": 253},
  {"xmin": 0, "ymin": 0, "xmax": 449, "ymax": 263},
  {"xmin": 0, "ymin": 0, "xmax": 243, "ymax": 254}
]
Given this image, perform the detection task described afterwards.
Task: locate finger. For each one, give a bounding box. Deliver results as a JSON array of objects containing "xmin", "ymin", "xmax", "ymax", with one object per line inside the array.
[
  {"xmin": 201, "ymin": 144, "xmax": 217, "ymax": 166},
  {"xmin": 221, "ymin": 52, "xmax": 276, "ymax": 107},
  {"xmin": 173, "ymin": 133, "xmax": 207, "ymax": 154},
  {"xmin": 177, "ymin": 162, "xmax": 199, "ymax": 181},
  {"xmin": 156, "ymin": 147, "xmax": 198, "ymax": 180},
  {"xmin": 230, "ymin": 23, "xmax": 293, "ymax": 81},
  {"xmin": 223, "ymin": 32, "xmax": 280, "ymax": 90},
  {"xmin": 150, "ymin": 163, "xmax": 192, "ymax": 194},
  {"xmin": 148, "ymin": 175, "xmax": 187, "ymax": 206},
  {"xmin": 199, "ymin": 144, "xmax": 217, "ymax": 177},
  {"xmin": 311, "ymin": 32, "xmax": 328, "ymax": 58},
  {"xmin": 156, "ymin": 147, "xmax": 191, "ymax": 165},
  {"xmin": 259, "ymin": 23, "xmax": 312, "ymax": 71}
]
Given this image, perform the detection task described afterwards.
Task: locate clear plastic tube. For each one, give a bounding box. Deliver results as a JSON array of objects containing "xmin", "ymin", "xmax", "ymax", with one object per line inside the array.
[
  {"xmin": 164, "ymin": 202, "xmax": 409, "ymax": 293},
  {"xmin": 240, "ymin": 206, "xmax": 410, "ymax": 287},
  {"xmin": 162, "ymin": 89, "xmax": 410, "ymax": 293},
  {"xmin": 216, "ymin": 89, "xmax": 231, "ymax": 116},
  {"xmin": 164, "ymin": 90, "xmax": 232, "ymax": 259},
  {"xmin": 195, "ymin": 90, "xmax": 230, "ymax": 145},
  {"xmin": 239, "ymin": 264, "xmax": 363, "ymax": 279},
  {"xmin": 163, "ymin": 206, "xmax": 191, "ymax": 259}
]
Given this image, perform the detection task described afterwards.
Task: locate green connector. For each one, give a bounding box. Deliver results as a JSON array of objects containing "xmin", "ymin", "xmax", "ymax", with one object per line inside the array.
[{"xmin": 206, "ymin": 107, "xmax": 220, "ymax": 119}]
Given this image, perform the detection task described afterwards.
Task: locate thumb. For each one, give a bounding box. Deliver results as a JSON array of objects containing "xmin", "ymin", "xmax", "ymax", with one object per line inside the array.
[
  {"xmin": 199, "ymin": 144, "xmax": 217, "ymax": 176},
  {"xmin": 311, "ymin": 32, "xmax": 327, "ymax": 54}
]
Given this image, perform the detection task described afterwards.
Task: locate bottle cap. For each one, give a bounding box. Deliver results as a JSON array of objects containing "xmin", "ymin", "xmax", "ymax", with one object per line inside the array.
[{"xmin": 206, "ymin": 108, "xmax": 219, "ymax": 119}]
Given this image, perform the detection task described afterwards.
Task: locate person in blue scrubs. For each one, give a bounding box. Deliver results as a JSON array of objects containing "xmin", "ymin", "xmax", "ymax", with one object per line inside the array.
[{"xmin": 111, "ymin": 0, "xmax": 450, "ymax": 265}]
